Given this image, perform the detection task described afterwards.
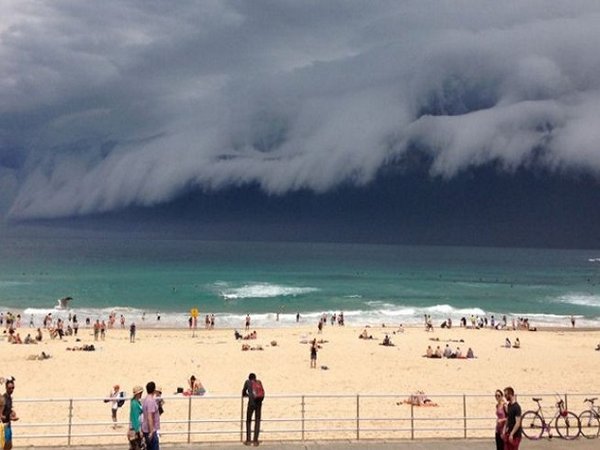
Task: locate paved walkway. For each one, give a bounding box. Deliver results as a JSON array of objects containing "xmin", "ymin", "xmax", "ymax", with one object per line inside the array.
[{"xmin": 23, "ymin": 439, "xmax": 599, "ymax": 449}]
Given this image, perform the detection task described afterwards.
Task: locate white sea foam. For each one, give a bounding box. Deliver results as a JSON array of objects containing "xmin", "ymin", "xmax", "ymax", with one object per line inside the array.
[
  {"xmin": 5, "ymin": 302, "xmax": 599, "ymax": 329},
  {"xmin": 553, "ymin": 294, "xmax": 600, "ymax": 308},
  {"xmin": 218, "ymin": 283, "xmax": 319, "ymax": 300}
]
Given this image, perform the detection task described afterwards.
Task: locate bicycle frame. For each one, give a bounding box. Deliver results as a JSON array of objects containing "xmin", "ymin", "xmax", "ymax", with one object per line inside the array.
[
  {"xmin": 533, "ymin": 401, "xmax": 565, "ymax": 438},
  {"xmin": 578, "ymin": 397, "xmax": 600, "ymax": 439},
  {"xmin": 522, "ymin": 397, "xmax": 579, "ymax": 440}
]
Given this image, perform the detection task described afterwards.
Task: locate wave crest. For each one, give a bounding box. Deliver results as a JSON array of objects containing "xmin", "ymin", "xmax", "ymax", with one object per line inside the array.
[
  {"xmin": 218, "ymin": 283, "xmax": 319, "ymax": 300},
  {"xmin": 554, "ymin": 294, "xmax": 600, "ymax": 308}
]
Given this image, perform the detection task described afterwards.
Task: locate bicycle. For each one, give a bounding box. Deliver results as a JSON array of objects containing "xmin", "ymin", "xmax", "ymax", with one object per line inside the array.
[
  {"xmin": 578, "ymin": 397, "xmax": 600, "ymax": 439},
  {"xmin": 521, "ymin": 397, "xmax": 580, "ymax": 440}
]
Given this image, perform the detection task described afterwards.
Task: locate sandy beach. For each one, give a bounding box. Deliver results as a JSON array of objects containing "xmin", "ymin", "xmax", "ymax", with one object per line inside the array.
[{"xmin": 2, "ymin": 322, "xmax": 600, "ymax": 445}]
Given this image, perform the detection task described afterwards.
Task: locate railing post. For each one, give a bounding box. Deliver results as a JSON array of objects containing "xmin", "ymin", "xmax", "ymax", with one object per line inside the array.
[
  {"xmin": 463, "ymin": 394, "xmax": 467, "ymax": 439},
  {"xmin": 300, "ymin": 395, "xmax": 306, "ymax": 441},
  {"xmin": 187, "ymin": 396, "xmax": 192, "ymax": 444},
  {"xmin": 410, "ymin": 402, "xmax": 414, "ymax": 440},
  {"xmin": 67, "ymin": 398, "xmax": 73, "ymax": 446},
  {"xmin": 240, "ymin": 397, "xmax": 244, "ymax": 442},
  {"xmin": 356, "ymin": 394, "xmax": 360, "ymax": 440}
]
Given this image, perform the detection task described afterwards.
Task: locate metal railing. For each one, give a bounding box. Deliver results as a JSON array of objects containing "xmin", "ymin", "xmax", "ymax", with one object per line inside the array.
[{"xmin": 9, "ymin": 391, "xmax": 600, "ymax": 446}]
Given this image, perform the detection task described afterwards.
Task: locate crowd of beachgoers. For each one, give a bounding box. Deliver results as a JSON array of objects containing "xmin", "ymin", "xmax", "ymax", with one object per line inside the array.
[{"xmin": 2, "ymin": 308, "xmax": 599, "ymax": 355}]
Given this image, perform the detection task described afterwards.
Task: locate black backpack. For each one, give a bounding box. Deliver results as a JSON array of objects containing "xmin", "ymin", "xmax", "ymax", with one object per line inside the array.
[{"xmin": 117, "ymin": 391, "xmax": 125, "ymax": 408}]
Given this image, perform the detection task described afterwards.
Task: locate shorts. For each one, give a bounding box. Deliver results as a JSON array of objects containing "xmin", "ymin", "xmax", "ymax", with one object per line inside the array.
[{"xmin": 4, "ymin": 424, "xmax": 12, "ymax": 444}]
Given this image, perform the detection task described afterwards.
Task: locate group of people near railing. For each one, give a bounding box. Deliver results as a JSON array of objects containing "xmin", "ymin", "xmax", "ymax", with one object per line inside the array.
[{"xmin": 124, "ymin": 372, "xmax": 264, "ymax": 450}]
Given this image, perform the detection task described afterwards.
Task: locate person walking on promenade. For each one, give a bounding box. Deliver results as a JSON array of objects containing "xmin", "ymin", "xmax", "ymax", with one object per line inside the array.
[
  {"xmin": 128, "ymin": 385, "xmax": 144, "ymax": 450},
  {"xmin": 1, "ymin": 378, "xmax": 18, "ymax": 450},
  {"xmin": 141, "ymin": 381, "xmax": 160, "ymax": 450},
  {"xmin": 242, "ymin": 373, "xmax": 264, "ymax": 446},
  {"xmin": 494, "ymin": 389, "xmax": 507, "ymax": 450},
  {"xmin": 503, "ymin": 386, "xmax": 522, "ymax": 450}
]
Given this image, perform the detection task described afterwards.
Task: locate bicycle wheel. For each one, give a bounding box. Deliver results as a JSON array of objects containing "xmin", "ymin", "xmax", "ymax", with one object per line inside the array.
[
  {"xmin": 578, "ymin": 410, "xmax": 600, "ymax": 439},
  {"xmin": 521, "ymin": 411, "xmax": 544, "ymax": 440},
  {"xmin": 555, "ymin": 411, "xmax": 581, "ymax": 440}
]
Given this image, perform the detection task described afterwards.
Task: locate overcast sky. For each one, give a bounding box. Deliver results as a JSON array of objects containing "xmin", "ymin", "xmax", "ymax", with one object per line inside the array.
[{"xmin": 2, "ymin": 1, "xmax": 600, "ymax": 246}]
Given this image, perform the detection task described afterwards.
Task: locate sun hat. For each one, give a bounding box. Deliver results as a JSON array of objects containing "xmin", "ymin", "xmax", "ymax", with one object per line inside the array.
[{"xmin": 133, "ymin": 385, "xmax": 144, "ymax": 395}]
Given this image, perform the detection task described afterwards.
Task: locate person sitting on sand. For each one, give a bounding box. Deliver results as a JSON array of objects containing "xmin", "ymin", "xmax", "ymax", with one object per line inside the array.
[
  {"xmin": 455, "ymin": 347, "xmax": 465, "ymax": 359},
  {"xmin": 381, "ymin": 334, "xmax": 393, "ymax": 346},
  {"xmin": 466, "ymin": 347, "xmax": 475, "ymax": 358},
  {"xmin": 243, "ymin": 331, "xmax": 257, "ymax": 340},
  {"xmin": 35, "ymin": 328, "xmax": 43, "ymax": 342},
  {"xmin": 513, "ymin": 338, "xmax": 520, "ymax": 349},
  {"xmin": 23, "ymin": 334, "xmax": 35, "ymax": 344},
  {"xmin": 504, "ymin": 338, "xmax": 511, "ymax": 348},
  {"xmin": 187, "ymin": 375, "xmax": 206, "ymax": 396},
  {"xmin": 443, "ymin": 344, "xmax": 452, "ymax": 358},
  {"xmin": 234, "ymin": 330, "xmax": 243, "ymax": 340},
  {"xmin": 426, "ymin": 345, "xmax": 433, "ymax": 358},
  {"xmin": 595, "ymin": 343, "xmax": 600, "ymax": 351},
  {"xmin": 359, "ymin": 329, "xmax": 373, "ymax": 339},
  {"xmin": 433, "ymin": 346, "xmax": 442, "ymax": 358}
]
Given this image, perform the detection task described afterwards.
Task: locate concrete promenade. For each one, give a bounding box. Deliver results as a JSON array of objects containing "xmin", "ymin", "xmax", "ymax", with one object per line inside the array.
[{"xmin": 23, "ymin": 439, "xmax": 599, "ymax": 450}]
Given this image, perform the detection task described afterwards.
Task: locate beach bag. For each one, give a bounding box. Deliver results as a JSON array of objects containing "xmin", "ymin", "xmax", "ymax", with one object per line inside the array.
[
  {"xmin": 0, "ymin": 422, "xmax": 4, "ymax": 448},
  {"xmin": 117, "ymin": 391, "xmax": 126, "ymax": 407},
  {"xmin": 251, "ymin": 380, "xmax": 264, "ymax": 400}
]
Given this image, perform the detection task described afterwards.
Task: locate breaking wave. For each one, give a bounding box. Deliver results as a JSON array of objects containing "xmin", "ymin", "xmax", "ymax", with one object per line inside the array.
[
  {"xmin": 553, "ymin": 293, "xmax": 600, "ymax": 308},
  {"xmin": 217, "ymin": 283, "xmax": 319, "ymax": 300}
]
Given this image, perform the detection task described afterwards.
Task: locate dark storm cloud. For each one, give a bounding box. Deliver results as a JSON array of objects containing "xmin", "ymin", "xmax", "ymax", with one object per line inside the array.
[{"xmin": 2, "ymin": 0, "xmax": 600, "ymax": 219}]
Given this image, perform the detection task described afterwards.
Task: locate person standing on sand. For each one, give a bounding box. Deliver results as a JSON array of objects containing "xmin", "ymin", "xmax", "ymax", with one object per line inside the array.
[
  {"xmin": 1, "ymin": 378, "xmax": 18, "ymax": 450},
  {"xmin": 130, "ymin": 322, "xmax": 136, "ymax": 343},
  {"xmin": 93, "ymin": 320, "xmax": 100, "ymax": 341},
  {"xmin": 245, "ymin": 314, "xmax": 251, "ymax": 331},
  {"xmin": 310, "ymin": 339, "xmax": 318, "ymax": 368},
  {"xmin": 494, "ymin": 390, "xmax": 507, "ymax": 450},
  {"xmin": 570, "ymin": 315, "xmax": 575, "ymax": 327},
  {"xmin": 503, "ymin": 386, "xmax": 522, "ymax": 450},
  {"xmin": 141, "ymin": 381, "xmax": 160, "ymax": 450},
  {"xmin": 242, "ymin": 373, "xmax": 264, "ymax": 446}
]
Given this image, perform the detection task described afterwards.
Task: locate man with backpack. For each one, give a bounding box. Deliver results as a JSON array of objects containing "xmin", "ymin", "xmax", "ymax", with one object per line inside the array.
[
  {"xmin": 242, "ymin": 373, "xmax": 264, "ymax": 446},
  {"xmin": 106, "ymin": 384, "xmax": 124, "ymax": 429}
]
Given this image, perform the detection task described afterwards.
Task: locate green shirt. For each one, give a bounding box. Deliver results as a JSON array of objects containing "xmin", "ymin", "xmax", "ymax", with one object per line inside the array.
[{"xmin": 129, "ymin": 398, "xmax": 142, "ymax": 431}]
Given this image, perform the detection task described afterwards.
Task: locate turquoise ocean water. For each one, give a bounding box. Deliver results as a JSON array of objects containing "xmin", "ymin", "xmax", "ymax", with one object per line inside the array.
[{"xmin": 1, "ymin": 237, "xmax": 599, "ymax": 328}]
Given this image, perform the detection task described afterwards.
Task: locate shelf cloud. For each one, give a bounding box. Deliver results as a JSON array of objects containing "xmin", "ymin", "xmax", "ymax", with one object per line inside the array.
[{"xmin": 2, "ymin": 1, "xmax": 600, "ymax": 219}]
